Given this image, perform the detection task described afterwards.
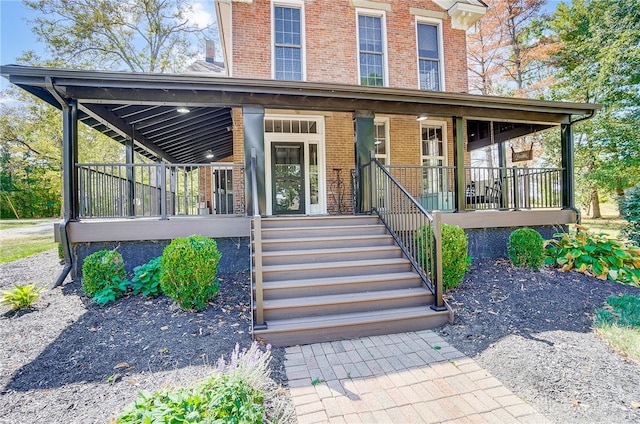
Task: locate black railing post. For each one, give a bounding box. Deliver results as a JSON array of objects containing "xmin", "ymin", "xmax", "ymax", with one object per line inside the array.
[
  {"xmin": 160, "ymin": 163, "xmax": 168, "ymax": 220},
  {"xmin": 512, "ymin": 166, "xmax": 520, "ymax": 211}
]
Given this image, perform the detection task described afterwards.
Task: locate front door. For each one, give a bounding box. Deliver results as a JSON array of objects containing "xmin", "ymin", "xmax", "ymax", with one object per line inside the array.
[{"xmin": 272, "ymin": 142, "xmax": 305, "ymax": 214}]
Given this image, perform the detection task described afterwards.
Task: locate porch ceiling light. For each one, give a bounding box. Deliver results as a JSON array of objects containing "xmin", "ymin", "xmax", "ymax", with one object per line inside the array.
[
  {"xmin": 416, "ymin": 114, "xmax": 429, "ymax": 121},
  {"xmin": 177, "ymin": 107, "xmax": 191, "ymax": 113},
  {"xmin": 205, "ymin": 150, "xmax": 214, "ymax": 159}
]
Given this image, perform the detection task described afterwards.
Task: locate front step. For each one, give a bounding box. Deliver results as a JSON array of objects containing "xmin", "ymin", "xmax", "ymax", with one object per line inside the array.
[
  {"xmin": 253, "ymin": 306, "xmax": 451, "ymax": 347},
  {"xmin": 252, "ymin": 215, "xmax": 451, "ymax": 347}
]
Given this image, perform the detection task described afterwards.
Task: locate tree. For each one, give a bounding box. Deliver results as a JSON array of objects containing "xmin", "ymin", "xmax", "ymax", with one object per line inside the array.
[
  {"xmin": 547, "ymin": 0, "xmax": 640, "ymax": 217},
  {"xmin": 23, "ymin": 0, "xmax": 214, "ymax": 72}
]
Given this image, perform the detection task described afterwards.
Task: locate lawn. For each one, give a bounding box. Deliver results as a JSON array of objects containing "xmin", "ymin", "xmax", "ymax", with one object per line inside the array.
[
  {"xmin": 0, "ymin": 221, "xmax": 38, "ymax": 231},
  {"xmin": 575, "ymin": 203, "xmax": 627, "ymax": 239},
  {"xmin": 0, "ymin": 234, "xmax": 57, "ymax": 264},
  {"xmin": 595, "ymin": 294, "xmax": 640, "ymax": 362}
]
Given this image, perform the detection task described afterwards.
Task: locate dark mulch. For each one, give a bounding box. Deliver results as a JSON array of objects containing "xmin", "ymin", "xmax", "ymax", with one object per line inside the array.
[{"xmin": 438, "ymin": 259, "xmax": 640, "ymax": 424}]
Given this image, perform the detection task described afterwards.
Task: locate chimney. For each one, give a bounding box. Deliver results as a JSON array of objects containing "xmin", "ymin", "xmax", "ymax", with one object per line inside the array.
[{"xmin": 206, "ymin": 40, "xmax": 215, "ymax": 64}]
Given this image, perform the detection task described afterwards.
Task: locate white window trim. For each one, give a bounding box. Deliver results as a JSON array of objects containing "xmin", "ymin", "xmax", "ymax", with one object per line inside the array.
[
  {"xmin": 355, "ymin": 7, "xmax": 389, "ymax": 87},
  {"xmin": 420, "ymin": 120, "xmax": 448, "ymax": 165},
  {"xmin": 374, "ymin": 117, "xmax": 390, "ymax": 165},
  {"xmin": 271, "ymin": 0, "xmax": 306, "ymax": 81},
  {"xmin": 415, "ymin": 16, "xmax": 445, "ymax": 91}
]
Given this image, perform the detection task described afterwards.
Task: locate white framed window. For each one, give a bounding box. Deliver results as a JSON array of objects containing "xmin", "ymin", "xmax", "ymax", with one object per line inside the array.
[
  {"xmin": 272, "ymin": 1, "xmax": 305, "ymax": 81},
  {"xmin": 416, "ymin": 18, "xmax": 444, "ymax": 91},
  {"xmin": 374, "ymin": 117, "xmax": 390, "ymax": 165},
  {"xmin": 421, "ymin": 121, "xmax": 448, "ymax": 193},
  {"xmin": 356, "ymin": 9, "xmax": 388, "ymax": 87}
]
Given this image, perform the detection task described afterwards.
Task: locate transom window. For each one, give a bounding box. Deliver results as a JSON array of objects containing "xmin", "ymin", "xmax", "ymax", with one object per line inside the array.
[
  {"xmin": 265, "ymin": 119, "xmax": 317, "ymax": 134},
  {"xmin": 417, "ymin": 22, "xmax": 442, "ymax": 91},
  {"xmin": 358, "ymin": 12, "xmax": 386, "ymax": 86},
  {"xmin": 274, "ymin": 5, "xmax": 303, "ymax": 81}
]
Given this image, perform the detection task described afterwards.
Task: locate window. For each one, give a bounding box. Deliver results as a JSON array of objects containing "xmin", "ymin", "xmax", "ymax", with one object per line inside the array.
[
  {"xmin": 273, "ymin": 4, "xmax": 303, "ymax": 81},
  {"xmin": 421, "ymin": 122, "xmax": 447, "ymax": 193},
  {"xmin": 417, "ymin": 21, "xmax": 442, "ymax": 91},
  {"xmin": 357, "ymin": 12, "xmax": 386, "ymax": 86},
  {"xmin": 374, "ymin": 118, "xmax": 389, "ymax": 164}
]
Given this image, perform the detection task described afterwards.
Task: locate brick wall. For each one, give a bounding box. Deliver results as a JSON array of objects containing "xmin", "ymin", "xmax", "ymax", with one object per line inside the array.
[
  {"xmin": 325, "ymin": 112, "xmax": 356, "ymax": 214},
  {"xmin": 231, "ymin": 0, "xmax": 469, "ymax": 92}
]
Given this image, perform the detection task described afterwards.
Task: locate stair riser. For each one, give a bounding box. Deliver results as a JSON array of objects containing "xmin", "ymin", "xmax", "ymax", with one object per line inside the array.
[
  {"xmin": 260, "ymin": 226, "xmax": 388, "ymax": 239},
  {"xmin": 261, "ymin": 216, "xmax": 380, "ymax": 229},
  {"xmin": 262, "ymin": 294, "xmax": 433, "ymax": 321},
  {"xmin": 262, "ymin": 262, "xmax": 412, "ymax": 281},
  {"xmin": 254, "ymin": 314, "xmax": 451, "ymax": 348},
  {"xmin": 260, "ymin": 236, "xmax": 395, "ymax": 252},
  {"xmin": 262, "ymin": 278, "xmax": 423, "ymax": 299},
  {"xmin": 261, "ymin": 248, "xmax": 402, "ymax": 266}
]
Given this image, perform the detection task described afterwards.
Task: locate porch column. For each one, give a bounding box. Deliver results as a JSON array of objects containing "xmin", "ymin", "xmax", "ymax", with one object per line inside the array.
[
  {"xmin": 243, "ymin": 105, "xmax": 265, "ymax": 215},
  {"xmin": 561, "ymin": 123, "xmax": 575, "ymax": 211},
  {"xmin": 497, "ymin": 127, "xmax": 507, "ymax": 209},
  {"xmin": 125, "ymin": 137, "xmax": 135, "ymax": 217},
  {"xmin": 62, "ymin": 99, "xmax": 79, "ymax": 220},
  {"xmin": 452, "ymin": 116, "xmax": 466, "ymax": 212},
  {"xmin": 354, "ymin": 110, "xmax": 375, "ymax": 213}
]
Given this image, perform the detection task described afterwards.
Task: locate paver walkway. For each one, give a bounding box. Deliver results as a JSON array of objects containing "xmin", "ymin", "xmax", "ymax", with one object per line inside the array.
[{"xmin": 284, "ymin": 330, "xmax": 549, "ymax": 423}]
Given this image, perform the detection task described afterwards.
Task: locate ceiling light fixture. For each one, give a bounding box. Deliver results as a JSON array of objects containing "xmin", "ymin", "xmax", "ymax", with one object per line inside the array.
[
  {"xmin": 205, "ymin": 150, "xmax": 214, "ymax": 159},
  {"xmin": 416, "ymin": 114, "xmax": 429, "ymax": 121},
  {"xmin": 177, "ymin": 107, "xmax": 191, "ymax": 114}
]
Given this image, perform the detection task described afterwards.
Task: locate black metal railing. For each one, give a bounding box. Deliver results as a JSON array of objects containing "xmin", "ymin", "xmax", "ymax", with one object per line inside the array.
[{"xmin": 364, "ymin": 157, "xmax": 445, "ymax": 311}]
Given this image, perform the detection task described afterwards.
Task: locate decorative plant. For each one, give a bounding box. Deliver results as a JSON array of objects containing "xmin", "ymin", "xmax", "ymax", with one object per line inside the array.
[
  {"xmin": 160, "ymin": 235, "xmax": 222, "ymax": 311},
  {"xmin": 130, "ymin": 256, "xmax": 163, "ymax": 297},
  {"xmin": 619, "ymin": 184, "xmax": 640, "ymax": 246},
  {"xmin": 416, "ymin": 223, "xmax": 471, "ymax": 290},
  {"xmin": 81, "ymin": 249, "xmax": 129, "ymax": 305},
  {"xmin": 1, "ymin": 283, "xmax": 43, "ymax": 310},
  {"xmin": 545, "ymin": 226, "xmax": 640, "ymax": 287},
  {"xmin": 508, "ymin": 227, "xmax": 544, "ymax": 269}
]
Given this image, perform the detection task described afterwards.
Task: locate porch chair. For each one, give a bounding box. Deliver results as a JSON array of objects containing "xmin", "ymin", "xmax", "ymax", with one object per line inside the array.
[{"xmin": 466, "ymin": 180, "xmax": 502, "ymax": 209}]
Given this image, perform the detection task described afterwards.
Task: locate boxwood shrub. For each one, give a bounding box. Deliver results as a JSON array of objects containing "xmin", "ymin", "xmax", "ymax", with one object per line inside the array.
[
  {"xmin": 416, "ymin": 223, "xmax": 471, "ymax": 290},
  {"xmin": 508, "ymin": 227, "xmax": 544, "ymax": 269},
  {"xmin": 160, "ymin": 235, "xmax": 222, "ymax": 311},
  {"xmin": 81, "ymin": 249, "xmax": 128, "ymax": 305}
]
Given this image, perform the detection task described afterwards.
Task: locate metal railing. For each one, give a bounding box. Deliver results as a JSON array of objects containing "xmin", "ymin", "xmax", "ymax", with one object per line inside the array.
[
  {"xmin": 387, "ymin": 165, "xmax": 457, "ymax": 211},
  {"xmin": 464, "ymin": 166, "xmax": 563, "ymax": 211},
  {"xmin": 76, "ymin": 162, "xmax": 244, "ymax": 219},
  {"xmin": 364, "ymin": 157, "xmax": 445, "ymax": 311},
  {"xmin": 250, "ymin": 149, "xmax": 266, "ymax": 329}
]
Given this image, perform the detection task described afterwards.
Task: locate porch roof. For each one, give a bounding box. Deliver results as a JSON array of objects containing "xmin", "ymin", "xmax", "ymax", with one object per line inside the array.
[{"xmin": 1, "ymin": 65, "xmax": 600, "ymax": 163}]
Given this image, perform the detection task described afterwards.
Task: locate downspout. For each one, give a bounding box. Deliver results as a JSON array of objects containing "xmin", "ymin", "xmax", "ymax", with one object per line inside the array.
[
  {"xmin": 46, "ymin": 77, "xmax": 73, "ymax": 287},
  {"xmin": 564, "ymin": 110, "xmax": 597, "ymax": 223}
]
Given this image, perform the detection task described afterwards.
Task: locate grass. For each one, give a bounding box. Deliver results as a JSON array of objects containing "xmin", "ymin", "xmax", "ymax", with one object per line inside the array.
[
  {"xmin": 594, "ymin": 294, "xmax": 640, "ymax": 362},
  {"xmin": 0, "ymin": 221, "xmax": 38, "ymax": 231},
  {"xmin": 573, "ymin": 203, "xmax": 627, "ymax": 239},
  {"xmin": 0, "ymin": 234, "xmax": 57, "ymax": 263}
]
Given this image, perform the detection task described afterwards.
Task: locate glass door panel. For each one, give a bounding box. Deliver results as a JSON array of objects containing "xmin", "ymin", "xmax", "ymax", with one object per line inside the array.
[{"xmin": 272, "ymin": 143, "xmax": 305, "ymax": 214}]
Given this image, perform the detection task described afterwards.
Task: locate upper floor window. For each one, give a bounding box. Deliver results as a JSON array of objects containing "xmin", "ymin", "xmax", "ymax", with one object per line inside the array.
[
  {"xmin": 273, "ymin": 4, "xmax": 303, "ymax": 81},
  {"xmin": 357, "ymin": 11, "xmax": 387, "ymax": 86},
  {"xmin": 417, "ymin": 21, "xmax": 443, "ymax": 91}
]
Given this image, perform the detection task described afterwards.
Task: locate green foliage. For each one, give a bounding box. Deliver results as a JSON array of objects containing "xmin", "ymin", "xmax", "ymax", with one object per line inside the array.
[
  {"xmin": 545, "ymin": 227, "xmax": 640, "ymax": 287},
  {"xmin": 595, "ymin": 294, "xmax": 640, "ymax": 328},
  {"xmin": 619, "ymin": 185, "xmax": 640, "ymax": 246},
  {"xmin": 81, "ymin": 249, "xmax": 129, "ymax": 305},
  {"xmin": 160, "ymin": 236, "xmax": 222, "ymax": 311},
  {"xmin": 131, "ymin": 256, "xmax": 163, "ymax": 297},
  {"xmin": 1, "ymin": 284, "xmax": 43, "ymax": 310},
  {"xmin": 117, "ymin": 342, "xmax": 293, "ymax": 423},
  {"xmin": 508, "ymin": 228, "xmax": 544, "ymax": 269},
  {"xmin": 416, "ymin": 224, "xmax": 471, "ymax": 290}
]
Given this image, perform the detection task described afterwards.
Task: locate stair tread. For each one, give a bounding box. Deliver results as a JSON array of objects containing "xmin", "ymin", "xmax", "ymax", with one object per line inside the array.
[
  {"xmin": 260, "ymin": 245, "xmax": 400, "ymax": 257},
  {"xmin": 261, "ymin": 224, "xmax": 386, "ymax": 233},
  {"xmin": 262, "ymin": 257, "xmax": 409, "ymax": 272},
  {"xmin": 262, "ymin": 272, "xmax": 421, "ymax": 289},
  {"xmin": 263, "ymin": 287, "xmax": 431, "ymax": 309},
  {"xmin": 254, "ymin": 306, "xmax": 448, "ymax": 333},
  {"xmin": 260, "ymin": 234, "xmax": 393, "ymax": 243}
]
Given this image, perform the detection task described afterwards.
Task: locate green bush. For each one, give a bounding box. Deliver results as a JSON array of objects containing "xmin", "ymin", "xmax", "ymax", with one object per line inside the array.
[
  {"xmin": 619, "ymin": 185, "xmax": 640, "ymax": 246},
  {"xmin": 131, "ymin": 256, "xmax": 163, "ymax": 297},
  {"xmin": 545, "ymin": 227, "xmax": 640, "ymax": 287},
  {"xmin": 416, "ymin": 224, "xmax": 471, "ymax": 290},
  {"xmin": 160, "ymin": 235, "xmax": 222, "ymax": 311},
  {"xmin": 508, "ymin": 228, "xmax": 544, "ymax": 269},
  {"xmin": 1, "ymin": 284, "xmax": 43, "ymax": 310},
  {"xmin": 81, "ymin": 249, "xmax": 129, "ymax": 305}
]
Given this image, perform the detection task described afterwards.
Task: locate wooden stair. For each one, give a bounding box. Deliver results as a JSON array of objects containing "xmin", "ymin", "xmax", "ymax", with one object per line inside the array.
[{"xmin": 252, "ymin": 215, "xmax": 451, "ymax": 347}]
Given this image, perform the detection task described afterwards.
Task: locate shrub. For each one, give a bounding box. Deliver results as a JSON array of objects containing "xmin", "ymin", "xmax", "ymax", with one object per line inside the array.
[
  {"xmin": 545, "ymin": 226, "xmax": 640, "ymax": 287},
  {"xmin": 82, "ymin": 249, "xmax": 129, "ymax": 305},
  {"xmin": 508, "ymin": 227, "xmax": 544, "ymax": 269},
  {"xmin": 160, "ymin": 235, "xmax": 222, "ymax": 311},
  {"xmin": 416, "ymin": 224, "xmax": 471, "ymax": 290},
  {"xmin": 1, "ymin": 284, "xmax": 43, "ymax": 310},
  {"xmin": 117, "ymin": 342, "xmax": 293, "ymax": 423},
  {"xmin": 131, "ymin": 256, "xmax": 163, "ymax": 297},
  {"xmin": 619, "ymin": 185, "xmax": 640, "ymax": 246}
]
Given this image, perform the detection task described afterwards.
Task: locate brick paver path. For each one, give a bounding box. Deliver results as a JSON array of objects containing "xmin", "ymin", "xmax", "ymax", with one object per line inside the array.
[{"xmin": 284, "ymin": 330, "xmax": 549, "ymax": 423}]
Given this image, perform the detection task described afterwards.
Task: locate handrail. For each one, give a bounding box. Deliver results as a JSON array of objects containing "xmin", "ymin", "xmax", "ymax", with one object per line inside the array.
[
  {"xmin": 365, "ymin": 156, "xmax": 445, "ymax": 311},
  {"xmin": 250, "ymin": 148, "xmax": 266, "ymax": 329}
]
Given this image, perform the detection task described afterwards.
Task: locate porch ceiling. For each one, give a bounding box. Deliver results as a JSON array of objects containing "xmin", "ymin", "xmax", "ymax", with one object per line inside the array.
[{"xmin": 2, "ymin": 65, "xmax": 601, "ymax": 163}]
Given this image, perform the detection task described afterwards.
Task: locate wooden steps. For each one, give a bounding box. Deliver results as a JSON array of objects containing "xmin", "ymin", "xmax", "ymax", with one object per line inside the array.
[{"xmin": 252, "ymin": 215, "xmax": 451, "ymax": 347}]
